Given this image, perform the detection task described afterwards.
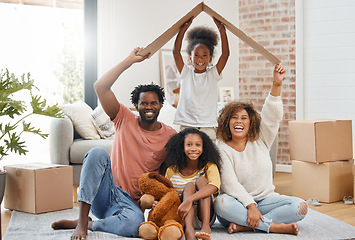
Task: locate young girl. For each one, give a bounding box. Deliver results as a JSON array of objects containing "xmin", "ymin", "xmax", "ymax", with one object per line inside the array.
[
  {"xmin": 164, "ymin": 128, "xmax": 221, "ymax": 240},
  {"xmin": 173, "ymin": 17, "xmax": 230, "ymax": 141}
]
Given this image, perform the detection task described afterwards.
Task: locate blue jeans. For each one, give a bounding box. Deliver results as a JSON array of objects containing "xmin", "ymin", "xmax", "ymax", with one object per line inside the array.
[
  {"xmin": 78, "ymin": 147, "xmax": 144, "ymax": 237},
  {"xmin": 214, "ymin": 194, "xmax": 307, "ymax": 233}
]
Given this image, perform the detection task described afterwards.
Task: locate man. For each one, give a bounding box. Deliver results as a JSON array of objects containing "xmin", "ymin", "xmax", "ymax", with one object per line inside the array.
[{"xmin": 51, "ymin": 48, "xmax": 177, "ymax": 239}]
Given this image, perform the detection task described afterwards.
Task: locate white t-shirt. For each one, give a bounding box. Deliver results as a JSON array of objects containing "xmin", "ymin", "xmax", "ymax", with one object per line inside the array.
[{"xmin": 173, "ymin": 64, "xmax": 222, "ymax": 127}]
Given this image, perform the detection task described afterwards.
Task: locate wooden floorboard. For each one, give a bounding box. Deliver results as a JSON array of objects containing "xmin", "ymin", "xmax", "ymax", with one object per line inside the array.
[{"xmin": 1, "ymin": 172, "xmax": 354, "ymax": 238}]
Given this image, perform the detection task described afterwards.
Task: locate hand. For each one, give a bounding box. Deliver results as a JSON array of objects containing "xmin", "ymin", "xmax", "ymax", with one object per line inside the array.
[
  {"xmin": 273, "ymin": 64, "xmax": 286, "ymax": 84},
  {"xmin": 213, "ymin": 17, "xmax": 226, "ymax": 32},
  {"xmin": 246, "ymin": 203, "xmax": 264, "ymax": 229},
  {"xmin": 179, "ymin": 17, "xmax": 193, "ymax": 33},
  {"xmin": 130, "ymin": 47, "xmax": 150, "ymax": 62},
  {"xmin": 177, "ymin": 199, "xmax": 193, "ymax": 219},
  {"xmin": 151, "ymin": 201, "xmax": 158, "ymax": 210}
]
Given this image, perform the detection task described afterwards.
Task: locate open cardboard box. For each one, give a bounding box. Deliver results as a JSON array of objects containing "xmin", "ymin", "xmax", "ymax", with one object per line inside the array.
[
  {"xmin": 292, "ymin": 159, "xmax": 354, "ymax": 203},
  {"xmin": 4, "ymin": 163, "xmax": 73, "ymax": 214},
  {"xmin": 289, "ymin": 119, "xmax": 353, "ymax": 163},
  {"xmin": 138, "ymin": 2, "xmax": 280, "ymax": 65}
]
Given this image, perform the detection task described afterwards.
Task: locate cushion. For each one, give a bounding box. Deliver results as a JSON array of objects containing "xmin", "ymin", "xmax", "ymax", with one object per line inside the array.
[
  {"xmin": 91, "ymin": 105, "xmax": 115, "ymax": 139},
  {"xmin": 60, "ymin": 101, "xmax": 100, "ymax": 140}
]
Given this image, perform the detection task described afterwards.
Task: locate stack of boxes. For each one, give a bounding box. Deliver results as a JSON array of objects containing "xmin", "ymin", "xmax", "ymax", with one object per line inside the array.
[{"xmin": 289, "ymin": 119, "xmax": 354, "ymax": 203}]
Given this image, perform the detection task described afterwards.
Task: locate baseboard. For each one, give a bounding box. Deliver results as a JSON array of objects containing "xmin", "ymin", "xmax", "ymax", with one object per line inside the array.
[{"xmin": 275, "ymin": 163, "xmax": 292, "ymax": 173}]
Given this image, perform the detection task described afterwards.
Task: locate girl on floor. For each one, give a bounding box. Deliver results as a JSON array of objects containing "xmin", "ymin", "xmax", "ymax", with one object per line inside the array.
[
  {"xmin": 165, "ymin": 128, "xmax": 221, "ymax": 240},
  {"xmin": 214, "ymin": 64, "xmax": 308, "ymax": 235}
]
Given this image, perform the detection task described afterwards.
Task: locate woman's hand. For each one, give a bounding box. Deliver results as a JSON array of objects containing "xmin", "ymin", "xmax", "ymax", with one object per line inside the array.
[
  {"xmin": 273, "ymin": 64, "xmax": 286, "ymax": 84},
  {"xmin": 246, "ymin": 203, "xmax": 264, "ymax": 229},
  {"xmin": 177, "ymin": 199, "xmax": 193, "ymax": 219}
]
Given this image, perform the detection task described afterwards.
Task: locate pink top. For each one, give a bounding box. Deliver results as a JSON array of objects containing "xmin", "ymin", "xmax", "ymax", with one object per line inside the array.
[{"xmin": 110, "ymin": 103, "xmax": 176, "ymax": 201}]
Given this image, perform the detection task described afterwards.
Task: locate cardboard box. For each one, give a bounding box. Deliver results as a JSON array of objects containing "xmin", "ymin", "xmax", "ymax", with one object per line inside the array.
[
  {"xmin": 4, "ymin": 163, "xmax": 73, "ymax": 214},
  {"xmin": 292, "ymin": 160, "xmax": 354, "ymax": 203},
  {"xmin": 289, "ymin": 119, "xmax": 353, "ymax": 163},
  {"xmin": 353, "ymin": 164, "xmax": 355, "ymax": 199},
  {"xmin": 138, "ymin": 2, "xmax": 280, "ymax": 65}
]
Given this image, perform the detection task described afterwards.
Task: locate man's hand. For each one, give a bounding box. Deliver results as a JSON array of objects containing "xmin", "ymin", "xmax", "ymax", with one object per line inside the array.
[{"xmin": 133, "ymin": 47, "xmax": 150, "ymax": 61}]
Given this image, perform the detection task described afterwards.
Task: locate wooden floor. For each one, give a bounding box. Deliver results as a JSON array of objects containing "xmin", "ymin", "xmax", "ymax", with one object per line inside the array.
[{"xmin": 1, "ymin": 172, "xmax": 355, "ymax": 238}]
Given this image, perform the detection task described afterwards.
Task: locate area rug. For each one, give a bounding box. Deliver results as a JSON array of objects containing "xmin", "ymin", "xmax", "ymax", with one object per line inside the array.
[{"xmin": 3, "ymin": 207, "xmax": 355, "ymax": 240}]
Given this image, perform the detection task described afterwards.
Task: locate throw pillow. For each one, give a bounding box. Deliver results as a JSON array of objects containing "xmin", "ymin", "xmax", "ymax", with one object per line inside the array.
[
  {"xmin": 60, "ymin": 101, "xmax": 100, "ymax": 140},
  {"xmin": 91, "ymin": 105, "xmax": 115, "ymax": 139}
]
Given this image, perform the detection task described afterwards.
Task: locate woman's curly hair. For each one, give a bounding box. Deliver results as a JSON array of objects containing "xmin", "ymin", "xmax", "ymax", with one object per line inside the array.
[
  {"xmin": 165, "ymin": 128, "xmax": 221, "ymax": 172},
  {"xmin": 130, "ymin": 83, "xmax": 165, "ymax": 105},
  {"xmin": 216, "ymin": 101, "xmax": 261, "ymax": 143},
  {"xmin": 186, "ymin": 26, "xmax": 219, "ymax": 56}
]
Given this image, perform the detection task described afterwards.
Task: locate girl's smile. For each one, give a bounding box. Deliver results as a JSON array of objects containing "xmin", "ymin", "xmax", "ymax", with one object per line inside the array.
[
  {"xmin": 184, "ymin": 133, "xmax": 203, "ymax": 161},
  {"xmin": 190, "ymin": 44, "xmax": 212, "ymax": 73}
]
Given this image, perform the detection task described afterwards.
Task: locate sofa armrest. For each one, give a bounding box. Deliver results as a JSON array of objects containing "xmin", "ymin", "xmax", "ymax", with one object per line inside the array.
[{"xmin": 49, "ymin": 116, "xmax": 74, "ymax": 165}]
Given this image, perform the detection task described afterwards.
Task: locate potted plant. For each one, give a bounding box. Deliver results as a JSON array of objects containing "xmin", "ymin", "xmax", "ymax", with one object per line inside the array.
[{"xmin": 0, "ymin": 68, "xmax": 64, "ymax": 203}]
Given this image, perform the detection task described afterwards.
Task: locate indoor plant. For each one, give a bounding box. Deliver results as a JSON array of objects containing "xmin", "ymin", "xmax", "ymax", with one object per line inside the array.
[{"xmin": 0, "ymin": 68, "xmax": 64, "ymax": 203}]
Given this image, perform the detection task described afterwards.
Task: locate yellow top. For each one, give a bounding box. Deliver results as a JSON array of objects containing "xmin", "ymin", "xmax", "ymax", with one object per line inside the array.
[{"xmin": 165, "ymin": 162, "xmax": 220, "ymax": 196}]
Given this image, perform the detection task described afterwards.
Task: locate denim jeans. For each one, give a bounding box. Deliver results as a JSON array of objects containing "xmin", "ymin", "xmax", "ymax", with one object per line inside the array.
[
  {"xmin": 78, "ymin": 147, "xmax": 144, "ymax": 237},
  {"xmin": 214, "ymin": 193, "xmax": 306, "ymax": 233}
]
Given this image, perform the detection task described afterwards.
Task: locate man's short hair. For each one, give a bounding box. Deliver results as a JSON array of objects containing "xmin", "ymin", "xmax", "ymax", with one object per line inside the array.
[{"xmin": 130, "ymin": 83, "xmax": 165, "ymax": 105}]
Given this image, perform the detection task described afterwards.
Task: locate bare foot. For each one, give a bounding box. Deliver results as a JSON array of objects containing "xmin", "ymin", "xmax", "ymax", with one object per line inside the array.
[
  {"xmin": 71, "ymin": 224, "xmax": 88, "ymax": 240},
  {"xmin": 195, "ymin": 223, "xmax": 211, "ymax": 240},
  {"xmin": 51, "ymin": 217, "xmax": 92, "ymax": 230},
  {"xmin": 227, "ymin": 222, "xmax": 252, "ymax": 234},
  {"xmin": 195, "ymin": 231, "xmax": 211, "ymax": 240},
  {"xmin": 269, "ymin": 222, "xmax": 299, "ymax": 235}
]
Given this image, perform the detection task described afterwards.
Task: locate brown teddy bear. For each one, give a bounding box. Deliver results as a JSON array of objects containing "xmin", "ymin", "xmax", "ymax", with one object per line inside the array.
[{"xmin": 137, "ymin": 172, "xmax": 184, "ymax": 240}]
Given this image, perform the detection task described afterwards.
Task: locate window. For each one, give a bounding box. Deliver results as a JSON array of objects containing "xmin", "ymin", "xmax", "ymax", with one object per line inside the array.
[{"xmin": 0, "ymin": 1, "xmax": 84, "ymax": 165}]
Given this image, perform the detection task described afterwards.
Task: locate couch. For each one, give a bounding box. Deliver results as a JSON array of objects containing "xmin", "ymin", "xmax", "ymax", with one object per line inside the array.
[{"xmin": 49, "ymin": 116, "xmax": 113, "ymax": 187}]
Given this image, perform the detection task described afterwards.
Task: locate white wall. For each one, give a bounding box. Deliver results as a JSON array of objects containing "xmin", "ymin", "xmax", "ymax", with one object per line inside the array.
[
  {"xmin": 296, "ymin": 0, "xmax": 355, "ymax": 158},
  {"xmin": 98, "ymin": 0, "xmax": 239, "ymax": 107}
]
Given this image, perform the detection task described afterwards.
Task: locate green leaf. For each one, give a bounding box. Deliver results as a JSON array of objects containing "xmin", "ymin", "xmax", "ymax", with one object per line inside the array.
[
  {"xmin": 31, "ymin": 95, "xmax": 64, "ymax": 118},
  {"xmin": 4, "ymin": 133, "xmax": 28, "ymax": 156},
  {"xmin": 22, "ymin": 122, "xmax": 49, "ymax": 139},
  {"xmin": 0, "ymin": 146, "xmax": 8, "ymax": 160}
]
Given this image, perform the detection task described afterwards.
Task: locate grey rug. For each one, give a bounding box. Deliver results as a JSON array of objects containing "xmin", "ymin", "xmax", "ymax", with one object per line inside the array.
[{"xmin": 3, "ymin": 207, "xmax": 355, "ymax": 240}]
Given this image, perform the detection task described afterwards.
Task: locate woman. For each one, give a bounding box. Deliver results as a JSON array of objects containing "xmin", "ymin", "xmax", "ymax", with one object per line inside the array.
[{"xmin": 214, "ymin": 64, "xmax": 307, "ymax": 235}]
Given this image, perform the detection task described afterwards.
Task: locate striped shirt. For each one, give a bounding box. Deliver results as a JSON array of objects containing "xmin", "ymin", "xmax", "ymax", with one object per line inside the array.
[{"xmin": 165, "ymin": 162, "xmax": 221, "ymax": 196}]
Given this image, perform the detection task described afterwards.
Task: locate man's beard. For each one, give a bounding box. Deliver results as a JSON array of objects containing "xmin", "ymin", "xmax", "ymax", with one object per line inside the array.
[{"xmin": 139, "ymin": 112, "xmax": 159, "ymax": 124}]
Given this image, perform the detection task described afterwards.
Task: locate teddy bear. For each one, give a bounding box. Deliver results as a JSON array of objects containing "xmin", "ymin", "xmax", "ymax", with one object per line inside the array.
[{"xmin": 137, "ymin": 172, "xmax": 184, "ymax": 240}]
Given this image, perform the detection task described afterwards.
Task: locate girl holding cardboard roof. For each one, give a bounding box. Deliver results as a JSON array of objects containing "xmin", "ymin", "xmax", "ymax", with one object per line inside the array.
[
  {"xmin": 173, "ymin": 17, "xmax": 230, "ymax": 141},
  {"xmin": 214, "ymin": 65, "xmax": 308, "ymax": 235}
]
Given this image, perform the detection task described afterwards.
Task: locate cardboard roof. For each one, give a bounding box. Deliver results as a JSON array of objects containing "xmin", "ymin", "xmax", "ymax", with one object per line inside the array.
[{"xmin": 138, "ymin": 2, "xmax": 280, "ymax": 65}]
